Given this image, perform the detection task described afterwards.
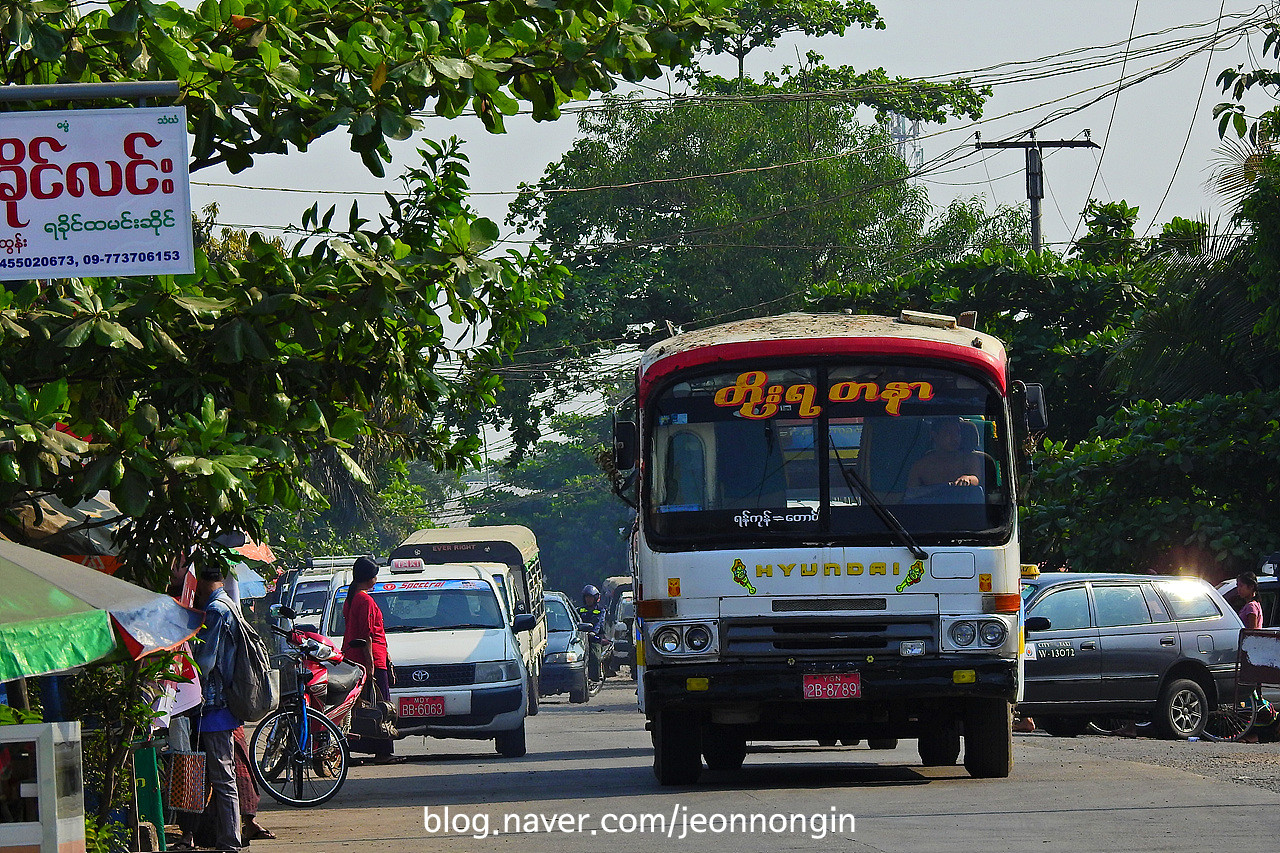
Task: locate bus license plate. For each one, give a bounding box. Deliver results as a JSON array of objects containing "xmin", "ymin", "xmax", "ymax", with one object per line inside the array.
[
  {"xmin": 399, "ymin": 696, "xmax": 446, "ymax": 717},
  {"xmin": 803, "ymin": 673, "xmax": 861, "ymax": 699}
]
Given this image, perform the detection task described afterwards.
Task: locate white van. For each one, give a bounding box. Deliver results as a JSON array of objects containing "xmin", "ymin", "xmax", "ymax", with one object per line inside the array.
[{"xmin": 322, "ymin": 563, "xmax": 537, "ymax": 757}]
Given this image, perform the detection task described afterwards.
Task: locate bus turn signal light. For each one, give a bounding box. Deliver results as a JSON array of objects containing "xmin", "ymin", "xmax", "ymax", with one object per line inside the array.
[
  {"xmin": 986, "ymin": 593, "xmax": 1021, "ymax": 613},
  {"xmin": 638, "ymin": 598, "xmax": 677, "ymax": 619}
]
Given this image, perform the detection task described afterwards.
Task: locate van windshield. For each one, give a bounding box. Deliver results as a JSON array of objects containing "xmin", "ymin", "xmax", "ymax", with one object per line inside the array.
[{"xmin": 328, "ymin": 580, "xmax": 505, "ymax": 635}]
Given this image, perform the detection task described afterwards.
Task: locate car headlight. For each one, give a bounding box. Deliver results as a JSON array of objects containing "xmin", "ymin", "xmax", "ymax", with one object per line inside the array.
[
  {"xmin": 979, "ymin": 620, "xmax": 1007, "ymax": 647},
  {"xmin": 685, "ymin": 625, "xmax": 712, "ymax": 652},
  {"xmin": 475, "ymin": 660, "xmax": 522, "ymax": 683},
  {"xmin": 949, "ymin": 620, "xmax": 977, "ymax": 647},
  {"xmin": 545, "ymin": 651, "xmax": 582, "ymax": 664},
  {"xmin": 654, "ymin": 627, "xmax": 682, "ymax": 654}
]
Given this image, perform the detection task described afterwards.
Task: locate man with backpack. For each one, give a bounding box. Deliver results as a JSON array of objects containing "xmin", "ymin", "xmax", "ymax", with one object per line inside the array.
[{"xmin": 194, "ymin": 566, "xmax": 244, "ymax": 852}]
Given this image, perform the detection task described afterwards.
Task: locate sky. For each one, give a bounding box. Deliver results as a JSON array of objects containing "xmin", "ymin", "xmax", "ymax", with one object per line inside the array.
[{"xmin": 190, "ymin": 2, "xmax": 1277, "ymax": 252}]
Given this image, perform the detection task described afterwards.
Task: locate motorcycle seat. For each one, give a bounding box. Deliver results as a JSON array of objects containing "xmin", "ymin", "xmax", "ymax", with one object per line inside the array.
[{"xmin": 324, "ymin": 660, "xmax": 363, "ymax": 698}]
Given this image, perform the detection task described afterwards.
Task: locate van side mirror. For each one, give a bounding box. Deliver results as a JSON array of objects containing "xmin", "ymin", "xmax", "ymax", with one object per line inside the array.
[
  {"xmin": 513, "ymin": 614, "xmax": 536, "ymax": 633},
  {"xmin": 1025, "ymin": 616, "xmax": 1051, "ymax": 633}
]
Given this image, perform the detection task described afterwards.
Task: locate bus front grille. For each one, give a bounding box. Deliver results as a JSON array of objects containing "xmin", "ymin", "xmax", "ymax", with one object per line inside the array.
[{"xmin": 720, "ymin": 617, "xmax": 936, "ymax": 658}]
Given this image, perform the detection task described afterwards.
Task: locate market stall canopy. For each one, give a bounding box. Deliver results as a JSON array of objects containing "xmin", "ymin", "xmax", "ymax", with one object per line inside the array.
[{"xmin": 0, "ymin": 539, "xmax": 204, "ymax": 682}]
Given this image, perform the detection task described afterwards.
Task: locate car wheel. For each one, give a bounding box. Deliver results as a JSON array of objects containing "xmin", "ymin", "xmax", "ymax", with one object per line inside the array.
[
  {"xmin": 963, "ymin": 698, "xmax": 1013, "ymax": 778},
  {"xmin": 1039, "ymin": 715, "xmax": 1089, "ymax": 738},
  {"xmin": 495, "ymin": 722, "xmax": 527, "ymax": 758},
  {"xmin": 569, "ymin": 670, "xmax": 589, "ymax": 704},
  {"xmin": 867, "ymin": 738, "xmax": 898, "ymax": 750},
  {"xmin": 918, "ymin": 725, "xmax": 960, "ymax": 766},
  {"xmin": 1156, "ymin": 678, "xmax": 1207, "ymax": 739}
]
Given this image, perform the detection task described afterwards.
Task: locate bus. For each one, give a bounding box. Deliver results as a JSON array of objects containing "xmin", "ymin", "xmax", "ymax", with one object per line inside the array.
[{"xmin": 614, "ymin": 310, "xmax": 1045, "ymax": 784}]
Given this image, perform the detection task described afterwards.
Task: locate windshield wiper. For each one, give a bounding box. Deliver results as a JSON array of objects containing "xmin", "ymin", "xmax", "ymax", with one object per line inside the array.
[{"xmin": 828, "ymin": 435, "xmax": 928, "ymax": 562}]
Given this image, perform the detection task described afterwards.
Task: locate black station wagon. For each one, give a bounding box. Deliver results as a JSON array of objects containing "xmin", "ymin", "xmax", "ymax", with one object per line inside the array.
[{"xmin": 1019, "ymin": 573, "xmax": 1243, "ymax": 739}]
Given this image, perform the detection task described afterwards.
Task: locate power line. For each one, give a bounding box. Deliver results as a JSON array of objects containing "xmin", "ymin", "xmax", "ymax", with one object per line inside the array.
[{"xmin": 1072, "ymin": 0, "xmax": 1142, "ymax": 244}]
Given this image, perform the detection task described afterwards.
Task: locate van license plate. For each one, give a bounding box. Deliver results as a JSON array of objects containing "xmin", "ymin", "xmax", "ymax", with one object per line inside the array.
[
  {"xmin": 802, "ymin": 673, "xmax": 861, "ymax": 699},
  {"xmin": 399, "ymin": 696, "xmax": 446, "ymax": 717}
]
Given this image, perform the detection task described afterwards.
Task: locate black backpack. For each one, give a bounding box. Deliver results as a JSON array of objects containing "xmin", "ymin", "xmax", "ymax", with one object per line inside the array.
[{"xmin": 223, "ymin": 603, "xmax": 279, "ymax": 723}]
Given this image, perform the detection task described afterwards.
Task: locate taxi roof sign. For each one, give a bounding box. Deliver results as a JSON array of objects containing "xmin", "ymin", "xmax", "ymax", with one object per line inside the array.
[{"xmin": 1020, "ymin": 564, "xmax": 1041, "ymax": 579}]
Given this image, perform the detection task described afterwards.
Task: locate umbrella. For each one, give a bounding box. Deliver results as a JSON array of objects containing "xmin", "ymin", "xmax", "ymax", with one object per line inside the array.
[
  {"xmin": 0, "ymin": 538, "xmax": 204, "ymax": 682},
  {"xmin": 227, "ymin": 563, "xmax": 267, "ymax": 600}
]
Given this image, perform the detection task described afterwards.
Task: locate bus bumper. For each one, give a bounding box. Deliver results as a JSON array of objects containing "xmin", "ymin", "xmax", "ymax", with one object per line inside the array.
[{"xmin": 644, "ymin": 657, "xmax": 1017, "ymax": 717}]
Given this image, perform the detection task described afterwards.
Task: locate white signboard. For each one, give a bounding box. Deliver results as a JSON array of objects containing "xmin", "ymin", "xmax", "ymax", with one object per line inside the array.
[{"xmin": 0, "ymin": 106, "xmax": 194, "ymax": 280}]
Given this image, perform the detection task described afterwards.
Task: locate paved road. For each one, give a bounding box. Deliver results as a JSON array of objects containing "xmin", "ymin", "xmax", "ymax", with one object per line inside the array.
[{"xmin": 247, "ymin": 682, "xmax": 1280, "ymax": 852}]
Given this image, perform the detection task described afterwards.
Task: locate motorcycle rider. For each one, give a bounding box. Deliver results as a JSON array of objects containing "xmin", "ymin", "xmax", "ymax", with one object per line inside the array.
[{"xmin": 579, "ymin": 585, "xmax": 607, "ymax": 681}]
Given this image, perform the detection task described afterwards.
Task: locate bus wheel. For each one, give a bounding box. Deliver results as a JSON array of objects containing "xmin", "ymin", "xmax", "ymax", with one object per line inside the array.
[
  {"xmin": 918, "ymin": 724, "xmax": 960, "ymax": 766},
  {"xmin": 702, "ymin": 728, "xmax": 746, "ymax": 772},
  {"xmin": 653, "ymin": 711, "xmax": 702, "ymax": 785},
  {"xmin": 963, "ymin": 699, "xmax": 1013, "ymax": 778}
]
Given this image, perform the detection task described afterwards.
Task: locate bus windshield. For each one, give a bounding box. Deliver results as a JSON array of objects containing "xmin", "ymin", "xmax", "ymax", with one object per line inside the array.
[{"xmin": 646, "ymin": 361, "xmax": 1013, "ymax": 546}]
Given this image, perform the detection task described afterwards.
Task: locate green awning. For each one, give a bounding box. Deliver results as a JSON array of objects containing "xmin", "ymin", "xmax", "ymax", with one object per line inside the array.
[{"xmin": 0, "ymin": 611, "xmax": 118, "ymax": 683}]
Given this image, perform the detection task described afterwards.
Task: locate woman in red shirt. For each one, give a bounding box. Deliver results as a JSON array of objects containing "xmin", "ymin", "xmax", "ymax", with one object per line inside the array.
[{"xmin": 342, "ymin": 557, "xmax": 405, "ymax": 763}]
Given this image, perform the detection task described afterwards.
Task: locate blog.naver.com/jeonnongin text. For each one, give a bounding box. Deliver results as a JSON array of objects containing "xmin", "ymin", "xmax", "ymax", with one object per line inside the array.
[{"xmin": 423, "ymin": 805, "xmax": 856, "ymax": 840}]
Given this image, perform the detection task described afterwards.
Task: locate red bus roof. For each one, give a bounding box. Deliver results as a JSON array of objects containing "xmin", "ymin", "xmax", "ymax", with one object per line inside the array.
[{"xmin": 637, "ymin": 313, "xmax": 1008, "ymax": 405}]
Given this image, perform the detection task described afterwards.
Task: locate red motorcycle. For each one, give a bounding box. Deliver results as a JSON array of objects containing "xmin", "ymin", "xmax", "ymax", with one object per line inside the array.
[{"xmin": 273, "ymin": 607, "xmax": 367, "ymax": 735}]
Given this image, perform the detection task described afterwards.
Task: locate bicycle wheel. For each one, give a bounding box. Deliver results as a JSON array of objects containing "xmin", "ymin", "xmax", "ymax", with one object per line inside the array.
[
  {"xmin": 1202, "ymin": 701, "xmax": 1257, "ymax": 742},
  {"xmin": 250, "ymin": 708, "xmax": 350, "ymax": 806}
]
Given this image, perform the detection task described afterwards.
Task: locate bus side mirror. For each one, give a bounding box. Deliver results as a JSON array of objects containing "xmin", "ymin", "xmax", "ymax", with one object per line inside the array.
[
  {"xmin": 1022, "ymin": 383, "xmax": 1048, "ymax": 432},
  {"xmin": 614, "ymin": 420, "xmax": 637, "ymax": 471}
]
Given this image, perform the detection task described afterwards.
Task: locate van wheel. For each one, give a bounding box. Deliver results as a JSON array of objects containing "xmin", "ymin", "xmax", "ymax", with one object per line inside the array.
[
  {"xmin": 1156, "ymin": 678, "xmax": 1207, "ymax": 739},
  {"xmin": 867, "ymin": 738, "xmax": 898, "ymax": 750},
  {"xmin": 526, "ymin": 674, "xmax": 539, "ymax": 716},
  {"xmin": 495, "ymin": 723, "xmax": 527, "ymax": 757}
]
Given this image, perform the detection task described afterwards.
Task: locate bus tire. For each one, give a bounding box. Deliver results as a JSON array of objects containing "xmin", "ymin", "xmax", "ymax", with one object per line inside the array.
[
  {"xmin": 963, "ymin": 698, "xmax": 1013, "ymax": 778},
  {"xmin": 918, "ymin": 725, "xmax": 960, "ymax": 766},
  {"xmin": 702, "ymin": 728, "xmax": 746, "ymax": 772},
  {"xmin": 867, "ymin": 738, "xmax": 898, "ymax": 750},
  {"xmin": 653, "ymin": 711, "xmax": 701, "ymax": 785}
]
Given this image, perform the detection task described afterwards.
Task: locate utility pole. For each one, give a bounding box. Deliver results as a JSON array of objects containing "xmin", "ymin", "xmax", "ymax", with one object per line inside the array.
[{"xmin": 974, "ymin": 131, "xmax": 1099, "ymax": 253}]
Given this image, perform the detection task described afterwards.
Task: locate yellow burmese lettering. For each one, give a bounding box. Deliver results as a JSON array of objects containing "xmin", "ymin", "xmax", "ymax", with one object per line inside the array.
[
  {"xmin": 846, "ymin": 563, "xmax": 864, "ymax": 575},
  {"xmin": 778, "ymin": 563, "xmax": 796, "ymax": 577},
  {"xmin": 870, "ymin": 562, "xmax": 887, "ymax": 576},
  {"xmin": 785, "ymin": 383, "xmax": 822, "ymax": 418},
  {"xmin": 801, "ymin": 563, "xmax": 817, "ymax": 576}
]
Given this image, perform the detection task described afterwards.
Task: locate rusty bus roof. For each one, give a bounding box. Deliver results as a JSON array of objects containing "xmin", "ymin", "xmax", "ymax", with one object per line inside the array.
[{"xmin": 637, "ymin": 312, "xmax": 1008, "ymax": 403}]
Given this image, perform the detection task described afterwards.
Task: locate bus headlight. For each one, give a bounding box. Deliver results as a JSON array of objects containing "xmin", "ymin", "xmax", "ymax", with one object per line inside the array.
[
  {"xmin": 685, "ymin": 625, "xmax": 712, "ymax": 652},
  {"xmin": 949, "ymin": 621, "xmax": 977, "ymax": 647},
  {"xmin": 654, "ymin": 628, "xmax": 682, "ymax": 654},
  {"xmin": 979, "ymin": 620, "xmax": 1008, "ymax": 647}
]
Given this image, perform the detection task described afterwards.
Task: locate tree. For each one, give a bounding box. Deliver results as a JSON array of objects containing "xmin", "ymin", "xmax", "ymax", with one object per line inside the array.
[
  {"xmin": 1, "ymin": 0, "xmax": 736, "ymax": 174},
  {"xmin": 467, "ymin": 412, "xmax": 632, "ymax": 594},
  {"xmin": 0, "ymin": 0, "xmax": 738, "ymax": 584},
  {"xmin": 500, "ymin": 59, "xmax": 987, "ymax": 452},
  {"xmin": 698, "ymin": 0, "xmax": 884, "ymax": 81}
]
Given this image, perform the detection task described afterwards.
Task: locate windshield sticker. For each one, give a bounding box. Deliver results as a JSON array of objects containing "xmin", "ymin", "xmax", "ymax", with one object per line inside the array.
[
  {"xmin": 730, "ymin": 558, "xmax": 757, "ymax": 594},
  {"xmin": 714, "ymin": 371, "xmax": 935, "ymax": 419},
  {"xmin": 658, "ymin": 413, "xmax": 688, "ymax": 425},
  {"xmin": 734, "ymin": 509, "xmax": 820, "ymax": 528},
  {"xmin": 895, "ymin": 560, "xmax": 926, "ymax": 592}
]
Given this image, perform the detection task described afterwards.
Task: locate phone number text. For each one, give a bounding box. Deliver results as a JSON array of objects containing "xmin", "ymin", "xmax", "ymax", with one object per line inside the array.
[{"xmin": 0, "ymin": 251, "xmax": 183, "ymax": 269}]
